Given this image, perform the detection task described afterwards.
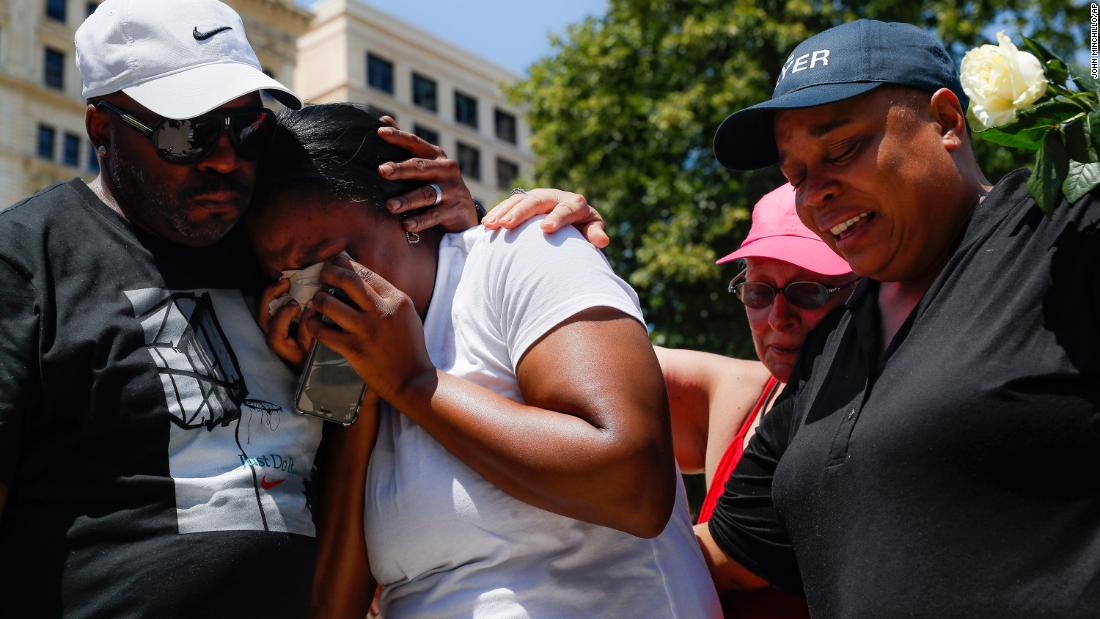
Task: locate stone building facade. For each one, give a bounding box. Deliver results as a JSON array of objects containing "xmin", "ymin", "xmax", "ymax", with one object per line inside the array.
[
  {"xmin": 0, "ymin": 0, "xmax": 533, "ymax": 209},
  {"xmin": 297, "ymin": 0, "xmax": 534, "ymax": 205},
  {"xmin": 0, "ymin": 0, "xmax": 310, "ymax": 207}
]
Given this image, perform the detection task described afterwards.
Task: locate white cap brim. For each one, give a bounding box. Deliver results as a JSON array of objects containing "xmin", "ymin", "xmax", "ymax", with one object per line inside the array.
[{"xmin": 123, "ymin": 61, "xmax": 302, "ymax": 119}]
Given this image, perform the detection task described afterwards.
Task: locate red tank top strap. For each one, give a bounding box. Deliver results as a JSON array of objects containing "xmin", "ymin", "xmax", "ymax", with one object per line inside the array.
[{"xmin": 697, "ymin": 375, "xmax": 780, "ymax": 523}]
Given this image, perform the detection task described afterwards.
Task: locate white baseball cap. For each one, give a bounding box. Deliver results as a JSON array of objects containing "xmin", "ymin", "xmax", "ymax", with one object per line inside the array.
[{"xmin": 75, "ymin": 0, "xmax": 302, "ymax": 120}]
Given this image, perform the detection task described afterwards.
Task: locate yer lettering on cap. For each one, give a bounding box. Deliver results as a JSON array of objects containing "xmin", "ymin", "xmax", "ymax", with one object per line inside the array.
[{"xmin": 778, "ymin": 49, "xmax": 831, "ymax": 84}]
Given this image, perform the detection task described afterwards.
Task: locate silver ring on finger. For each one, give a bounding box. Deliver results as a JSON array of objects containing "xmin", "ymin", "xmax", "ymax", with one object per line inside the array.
[
  {"xmin": 429, "ymin": 183, "xmax": 443, "ymax": 206},
  {"xmin": 510, "ymin": 187, "xmax": 527, "ymax": 196}
]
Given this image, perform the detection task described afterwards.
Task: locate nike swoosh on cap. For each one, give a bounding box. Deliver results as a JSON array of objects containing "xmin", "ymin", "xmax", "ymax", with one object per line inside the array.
[{"xmin": 193, "ymin": 26, "xmax": 232, "ymax": 41}]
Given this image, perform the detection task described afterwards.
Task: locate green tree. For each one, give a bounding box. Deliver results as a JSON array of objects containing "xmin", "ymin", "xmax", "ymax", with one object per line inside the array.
[{"xmin": 511, "ymin": 0, "xmax": 1086, "ymax": 358}]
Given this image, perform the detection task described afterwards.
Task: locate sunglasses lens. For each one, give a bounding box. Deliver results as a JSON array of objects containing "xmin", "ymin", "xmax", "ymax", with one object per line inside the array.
[
  {"xmin": 153, "ymin": 118, "xmax": 211, "ymax": 163},
  {"xmin": 229, "ymin": 110, "xmax": 273, "ymax": 160},
  {"xmin": 151, "ymin": 110, "xmax": 272, "ymax": 163},
  {"xmin": 785, "ymin": 283, "xmax": 829, "ymax": 309},
  {"xmin": 738, "ymin": 282, "xmax": 775, "ymax": 309}
]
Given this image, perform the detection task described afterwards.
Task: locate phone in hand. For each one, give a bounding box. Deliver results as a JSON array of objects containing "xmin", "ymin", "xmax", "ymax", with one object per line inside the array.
[{"xmin": 293, "ymin": 289, "xmax": 365, "ymax": 425}]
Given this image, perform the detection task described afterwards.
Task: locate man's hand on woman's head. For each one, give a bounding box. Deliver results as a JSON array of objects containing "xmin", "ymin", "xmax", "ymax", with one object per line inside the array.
[
  {"xmin": 375, "ymin": 120, "xmax": 477, "ymax": 234},
  {"xmin": 483, "ymin": 188, "xmax": 610, "ymax": 249}
]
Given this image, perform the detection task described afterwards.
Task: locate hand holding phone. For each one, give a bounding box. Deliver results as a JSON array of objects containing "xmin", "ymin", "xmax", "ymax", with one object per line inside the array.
[
  {"xmin": 302, "ymin": 255, "xmax": 435, "ymax": 407},
  {"xmin": 294, "ymin": 288, "xmax": 365, "ymax": 425}
]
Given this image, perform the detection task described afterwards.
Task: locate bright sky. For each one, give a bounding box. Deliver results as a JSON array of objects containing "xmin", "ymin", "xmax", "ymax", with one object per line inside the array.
[{"xmin": 297, "ymin": 0, "xmax": 609, "ymax": 76}]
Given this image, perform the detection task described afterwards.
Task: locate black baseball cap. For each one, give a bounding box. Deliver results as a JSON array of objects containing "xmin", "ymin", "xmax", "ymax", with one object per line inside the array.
[{"xmin": 713, "ymin": 19, "xmax": 968, "ymax": 170}]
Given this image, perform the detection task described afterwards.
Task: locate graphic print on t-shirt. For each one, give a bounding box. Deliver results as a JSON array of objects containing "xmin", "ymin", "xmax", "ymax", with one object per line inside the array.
[
  {"xmin": 125, "ymin": 287, "xmax": 321, "ymax": 536},
  {"xmin": 130, "ymin": 290, "xmax": 250, "ymax": 429}
]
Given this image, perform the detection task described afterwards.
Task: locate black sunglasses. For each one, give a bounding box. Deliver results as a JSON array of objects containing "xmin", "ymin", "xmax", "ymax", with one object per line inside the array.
[
  {"xmin": 729, "ymin": 269, "xmax": 856, "ymax": 310},
  {"xmin": 96, "ymin": 101, "xmax": 275, "ymax": 164}
]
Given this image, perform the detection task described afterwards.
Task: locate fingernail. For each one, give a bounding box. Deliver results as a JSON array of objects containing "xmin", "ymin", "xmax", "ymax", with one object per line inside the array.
[
  {"xmin": 379, "ymin": 163, "xmax": 394, "ymax": 176},
  {"xmin": 501, "ymin": 215, "xmax": 513, "ymax": 224},
  {"xmin": 387, "ymin": 199, "xmax": 401, "ymax": 212}
]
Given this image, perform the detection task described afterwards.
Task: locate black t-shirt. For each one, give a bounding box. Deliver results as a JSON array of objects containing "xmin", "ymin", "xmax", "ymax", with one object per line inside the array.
[
  {"xmin": 709, "ymin": 170, "xmax": 1100, "ymax": 617},
  {"xmin": 0, "ymin": 180, "xmax": 324, "ymax": 617}
]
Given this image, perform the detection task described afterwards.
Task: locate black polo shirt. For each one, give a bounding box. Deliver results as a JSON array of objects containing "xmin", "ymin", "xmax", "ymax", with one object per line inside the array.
[{"xmin": 709, "ymin": 169, "xmax": 1100, "ymax": 617}]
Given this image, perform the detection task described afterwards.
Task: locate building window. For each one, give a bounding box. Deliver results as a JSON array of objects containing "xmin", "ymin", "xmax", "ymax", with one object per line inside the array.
[
  {"xmin": 454, "ymin": 91, "xmax": 478, "ymax": 130},
  {"xmin": 86, "ymin": 1, "xmax": 98, "ymax": 17},
  {"xmin": 88, "ymin": 142, "xmax": 99, "ymax": 173},
  {"xmin": 63, "ymin": 133, "xmax": 80, "ymax": 167},
  {"xmin": 367, "ymin": 53, "xmax": 394, "ymax": 94},
  {"xmin": 496, "ymin": 158, "xmax": 519, "ymax": 191},
  {"xmin": 456, "ymin": 142, "xmax": 480, "ymax": 180},
  {"xmin": 46, "ymin": 0, "xmax": 66, "ymax": 22},
  {"xmin": 44, "ymin": 47, "xmax": 65, "ymax": 90},
  {"xmin": 413, "ymin": 124, "xmax": 440, "ymax": 147},
  {"xmin": 37, "ymin": 125, "xmax": 56, "ymax": 160},
  {"xmin": 411, "ymin": 73, "xmax": 437, "ymax": 112},
  {"xmin": 495, "ymin": 109, "xmax": 517, "ymax": 145}
]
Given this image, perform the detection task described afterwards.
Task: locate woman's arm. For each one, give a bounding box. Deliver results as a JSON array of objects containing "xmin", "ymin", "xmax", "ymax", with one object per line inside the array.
[
  {"xmin": 255, "ymin": 294, "xmax": 380, "ymax": 616},
  {"xmin": 309, "ymin": 392, "xmax": 380, "ymax": 619},
  {"xmin": 307, "ymin": 258, "xmax": 676, "ymax": 538},
  {"xmin": 654, "ymin": 347, "xmax": 771, "ymax": 481},
  {"xmin": 694, "ymin": 522, "xmax": 769, "ymax": 594}
]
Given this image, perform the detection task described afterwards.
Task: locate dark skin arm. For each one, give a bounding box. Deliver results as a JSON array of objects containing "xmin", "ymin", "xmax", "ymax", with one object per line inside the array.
[
  {"xmin": 309, "ymin": 393, "xmax": 380, "ymax": 619},
  {"xmin": 255, "ymin": 302, "xmax": 379, "ymax": 617},
  {"xmin": 304, "ymin": 255, "xmax": 677, "ymax": 537}
]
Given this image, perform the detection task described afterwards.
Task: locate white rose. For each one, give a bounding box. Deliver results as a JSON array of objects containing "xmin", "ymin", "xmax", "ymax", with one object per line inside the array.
[{"xmin": 960, "ymin": 32, "xmax": 1047, "ymax": 129}]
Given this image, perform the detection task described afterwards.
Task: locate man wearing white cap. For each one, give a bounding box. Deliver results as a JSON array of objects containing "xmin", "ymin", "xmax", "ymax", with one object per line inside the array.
[{"xmin": 0, "ymin": 0, "xmax": 535, "ymax": 615}]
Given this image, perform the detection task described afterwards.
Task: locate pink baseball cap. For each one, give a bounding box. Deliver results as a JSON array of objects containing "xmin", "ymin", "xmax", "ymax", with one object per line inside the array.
[{"xmin": 716, "ymin": 183, "xmax": 851, "ymax": 276}]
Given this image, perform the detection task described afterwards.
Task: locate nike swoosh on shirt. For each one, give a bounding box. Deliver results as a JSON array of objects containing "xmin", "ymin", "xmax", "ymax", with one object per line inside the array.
[
  {"xmin": 193, "ymin": 26, "xmax": 232, "ymax": 41},
  {"xmin": 260, "ymin": 476, "xmax": 285, "ymax": 490}
]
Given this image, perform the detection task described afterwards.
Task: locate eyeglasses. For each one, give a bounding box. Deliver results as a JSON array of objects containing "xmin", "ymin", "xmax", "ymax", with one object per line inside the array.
[
  {"xmin": 728, "ymin": 269, "xmax": 856, "ymax": 310},
  {"xmin": 96, "ymin": 101, "xmax": 275, "ymax": 164}
]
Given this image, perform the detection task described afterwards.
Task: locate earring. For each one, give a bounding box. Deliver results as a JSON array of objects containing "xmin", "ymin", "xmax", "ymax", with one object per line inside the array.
[
  {"xmin": 405, "ymin": 231, "xmax": 420, "ymax": 245},
  {"xmin": 96, "ymin": 145, "xmax": 107, "ymax": 156}
]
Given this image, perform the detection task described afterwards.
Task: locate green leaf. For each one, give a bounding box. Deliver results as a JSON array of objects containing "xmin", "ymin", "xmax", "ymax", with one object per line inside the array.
[
  {"xmin": 975, "ymin": 99, "xmax": 1084, "ymax": 150},
  {"xmin": 1044, "ymin": 58, "xmax": 1070, "ymax": 86},
  {"xmin": 1027, "ymin": 129, "xmax": 1070, "ymax": 215},
  {"xmin": 1090, "ymin": 108, "xmax": 1100, "ymax": 153},
  {"xmin": 1063, "ymin": 160, "xmax": 1100, "ymax": 203},
  {"xmin": 974, "ymin": 125, "xmax": 1049, "ymax": 150},
  {"xmin": 1069, "ymin": 64, "xmax": 1100, "ymax": 94},
  {"xmin": 1062, "ymin": 117, "xmax": 1096, "ymax": 163},
  {"xmin": 1015, "ymin": 98, "xmax": 1084, "ymax": 128}
]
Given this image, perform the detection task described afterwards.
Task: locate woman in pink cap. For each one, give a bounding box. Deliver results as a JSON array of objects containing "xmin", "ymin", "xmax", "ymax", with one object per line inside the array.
[{"xmin": 655, "ymin": 183, "xmax": 856, "ymax": 617}]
